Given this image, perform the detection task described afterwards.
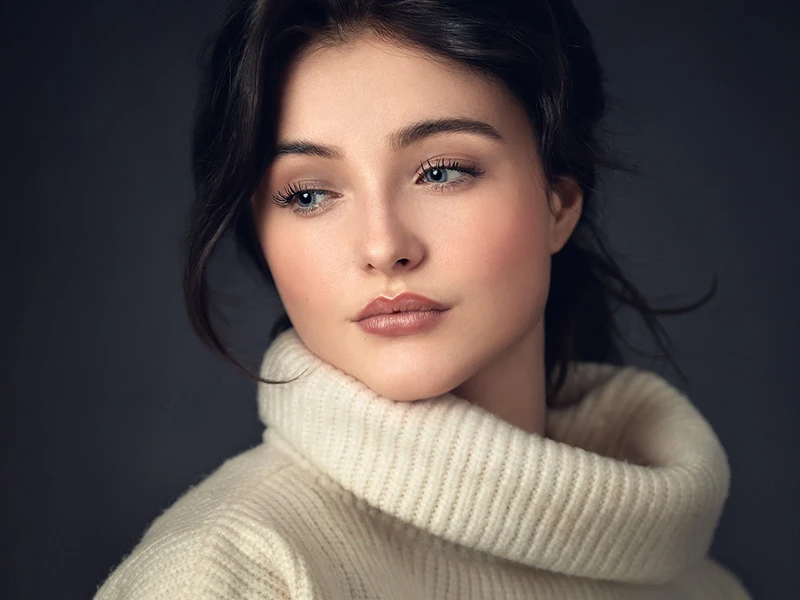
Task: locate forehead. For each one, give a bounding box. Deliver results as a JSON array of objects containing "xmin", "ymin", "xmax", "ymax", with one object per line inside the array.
[{"xmin": 275, "ymin": 34, "xmax": 529, "ymax": 151}]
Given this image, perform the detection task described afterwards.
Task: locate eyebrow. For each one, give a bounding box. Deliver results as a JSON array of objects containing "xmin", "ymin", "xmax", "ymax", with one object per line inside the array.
[{"xmin": 272, "ymin": 117, "xmax": 504, "ymax": 161}]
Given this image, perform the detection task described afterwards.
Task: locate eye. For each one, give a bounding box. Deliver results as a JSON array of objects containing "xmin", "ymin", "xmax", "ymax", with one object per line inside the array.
[
  {"xmin": 421, "ymin": 165, "xmax": 459, "ymax": 183},
  {"xmin": 418, "ymin": 158, "xmax": 485, "ymax": 190},
  {"xmin": 271, "ymin": 183, "xmax": 331, "ymax": 216},
  {"xmin": 291, "ymin": 189, "xmax": 328, "ymax": 211}
]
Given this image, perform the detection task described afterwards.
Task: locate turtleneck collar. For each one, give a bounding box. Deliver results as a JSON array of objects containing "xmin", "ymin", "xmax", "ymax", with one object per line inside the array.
[{"xmin": 257, "ymin": 328, "xmax": 730, "ymax": 585}]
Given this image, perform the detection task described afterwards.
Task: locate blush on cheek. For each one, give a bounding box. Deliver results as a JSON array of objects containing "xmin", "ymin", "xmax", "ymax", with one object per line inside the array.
[
  {"xmin": 264, "ymin": 235, "xmax": 308, "ymax": 308},
  {"xmin": 473, "ymin": 205, "xmax": 549, "ymax": 271},
  {"xmin": 265, "ymin": 230, "xmax": 342, "ymax": 321},
  {"xmin": 469, "ymin": 208, "xmax": 552, "ymax": 317}
]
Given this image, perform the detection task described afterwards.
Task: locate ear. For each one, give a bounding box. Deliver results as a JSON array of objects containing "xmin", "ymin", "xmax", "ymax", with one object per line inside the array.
[{"xmin": 547, "ymin": 176, "xmax": 583, "ymax": 255}]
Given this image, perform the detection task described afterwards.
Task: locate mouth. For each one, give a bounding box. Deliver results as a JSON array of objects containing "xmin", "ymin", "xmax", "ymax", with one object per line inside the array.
[
  {"xmin": 355, "ymin": 307, "xmax": 448, "ymax": 336},
  {"xmin": 355, "ymin": 292, "xmax": 448, "ymax": 322}
]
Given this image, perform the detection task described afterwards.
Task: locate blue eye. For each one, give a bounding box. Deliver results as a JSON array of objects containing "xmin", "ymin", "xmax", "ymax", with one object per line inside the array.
[
  {"xmin": 272, "ymin": 158, "xmax": 485, "ymax": 216},
  {"xmin": 422, "ymin": 164, "xmax": 465, "ymax": 184},
  {"xmin": 293, "ymin": 189, "xmax": 329, "ymax": 210},
  {"xmin": 271, "ymin": 184, "xmax": 330, "ymax": 214},
  {"xmin": 419, "ymin": 158, "xmax": 485, "ymax": 189}
]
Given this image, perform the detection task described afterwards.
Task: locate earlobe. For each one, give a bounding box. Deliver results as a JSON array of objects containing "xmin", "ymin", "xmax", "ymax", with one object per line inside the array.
[{"xmin": 548, "ymin": 177, "xmax": 583, "ymax": 255}]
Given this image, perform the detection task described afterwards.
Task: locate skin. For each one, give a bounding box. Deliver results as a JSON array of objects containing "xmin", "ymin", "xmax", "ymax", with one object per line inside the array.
[{"xmin": 251, "ymin": 32, "xmax": 582, "ymax": 436}]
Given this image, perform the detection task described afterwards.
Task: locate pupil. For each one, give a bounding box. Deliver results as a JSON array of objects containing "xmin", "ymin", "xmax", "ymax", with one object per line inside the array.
[{"xmin": 431, "ymin": 169, "xmax": 444, "ymax": 182}]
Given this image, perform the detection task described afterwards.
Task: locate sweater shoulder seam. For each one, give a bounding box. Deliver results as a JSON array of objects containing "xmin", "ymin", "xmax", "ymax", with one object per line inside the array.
[{"xmin": 184, "ymin": 459, "xmax": 298, "ymax": 597}]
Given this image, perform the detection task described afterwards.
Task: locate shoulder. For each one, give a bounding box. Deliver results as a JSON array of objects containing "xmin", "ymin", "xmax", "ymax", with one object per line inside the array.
[
  {"xmin": 93, "ymin": 437, "xmax": 327, "ymax": 600},
  {"xmin": 672, "ymin": 556, "xmax": 753, "ymax": 600}
]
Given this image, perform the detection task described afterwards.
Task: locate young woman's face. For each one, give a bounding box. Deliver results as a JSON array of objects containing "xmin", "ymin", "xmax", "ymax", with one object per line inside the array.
[{"xmin": 253, "ymin": 33, "xmax": 581, "ymax": 402}]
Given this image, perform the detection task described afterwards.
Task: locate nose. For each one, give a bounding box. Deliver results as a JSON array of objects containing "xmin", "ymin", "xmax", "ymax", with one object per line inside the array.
[{"xmin": 355, "ymin": 190, "xmax": 426, "ymax": 276}]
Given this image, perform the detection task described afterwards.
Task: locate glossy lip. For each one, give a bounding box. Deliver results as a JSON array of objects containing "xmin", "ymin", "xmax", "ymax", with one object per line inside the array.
[
  {"xmin": 354, "ymin": 292, "xmax": 448, "ymax": 322},
  {"xmin": 356, "ymin": 310, "xmax": 445, "ymax": 337}
]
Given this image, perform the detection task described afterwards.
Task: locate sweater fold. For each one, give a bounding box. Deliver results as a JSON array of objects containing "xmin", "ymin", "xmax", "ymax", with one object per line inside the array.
[{"xmin": 257, "ymin": 328, "xmax": 731, "ymax": 585}]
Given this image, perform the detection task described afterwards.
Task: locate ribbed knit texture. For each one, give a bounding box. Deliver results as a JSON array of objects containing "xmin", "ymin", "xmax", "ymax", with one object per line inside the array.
[{"xmin": 94, "ymin": 328, "xmax": 751, "ymax": 599}]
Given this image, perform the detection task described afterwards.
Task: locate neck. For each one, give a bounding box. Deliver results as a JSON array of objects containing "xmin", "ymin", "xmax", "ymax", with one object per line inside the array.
[{"xmin": 452, "ymin": 321, "xmax": 547, "ymax": 436}]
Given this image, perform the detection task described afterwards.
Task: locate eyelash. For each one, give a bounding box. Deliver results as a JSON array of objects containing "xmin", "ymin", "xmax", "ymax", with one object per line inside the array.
[{"xmin": 270, "ymin": 158, "xmax": 486, "ymax": 216}]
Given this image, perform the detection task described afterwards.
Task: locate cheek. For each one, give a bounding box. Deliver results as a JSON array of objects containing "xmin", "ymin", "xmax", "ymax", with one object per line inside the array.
[
  {"xmin": 454, "ymin": 194, "xmax": 551, "ymax": 309},
  {"xmin": 263, "ymin": 222, "xmax": 342, "ymax": 321}
]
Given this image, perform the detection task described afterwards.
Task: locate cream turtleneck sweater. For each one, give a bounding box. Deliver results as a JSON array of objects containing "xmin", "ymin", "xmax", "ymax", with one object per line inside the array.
[{"xmin": 94, "ymin": 328, "xmax": 751, "ymax": 599}]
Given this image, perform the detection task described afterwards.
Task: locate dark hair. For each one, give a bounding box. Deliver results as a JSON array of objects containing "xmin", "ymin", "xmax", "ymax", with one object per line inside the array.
[{"xmin": 183, "ymin": 0, "xmax": 716, "ymax": 403}]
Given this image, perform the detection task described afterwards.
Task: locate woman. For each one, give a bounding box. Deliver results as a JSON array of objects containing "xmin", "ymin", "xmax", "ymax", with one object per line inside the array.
[{"xmin": 94, "ymin": 0, "xmax": 751, "ymax": 598}]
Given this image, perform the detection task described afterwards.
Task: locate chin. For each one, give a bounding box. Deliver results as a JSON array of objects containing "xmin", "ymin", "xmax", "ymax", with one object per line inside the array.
[
  {"xmin": 356, "ymin": 366, "xmax": 465, "ymax": 403},
  {"xmin": 365, "ymin": 384, "xmax": 441, "ymax": 403},
  {"xmin": 322, "ymin": 328, "xmax": 478, "ymax": 402}
]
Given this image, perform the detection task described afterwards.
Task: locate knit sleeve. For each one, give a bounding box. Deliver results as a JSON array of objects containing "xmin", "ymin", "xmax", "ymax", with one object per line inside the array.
[
  {"xmin": 696, "ymin": 557, "xmax": 752, "ymax": 600},
  {"xmin": 91, "ymin": 517, "xmax": 295, "ymax": 600},
  {"xmin": 670, "ymin": 556, "xmax": 752, "ymax": 600},
  {"xmin": 92, "ymin": 447, "xmax": 302, "ymax": 600}
]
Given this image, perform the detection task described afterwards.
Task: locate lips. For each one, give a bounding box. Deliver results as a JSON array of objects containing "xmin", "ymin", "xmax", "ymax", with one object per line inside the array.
[{"xmin": 355, "ymin": 292, "xmax": 447, "ymax": 321}]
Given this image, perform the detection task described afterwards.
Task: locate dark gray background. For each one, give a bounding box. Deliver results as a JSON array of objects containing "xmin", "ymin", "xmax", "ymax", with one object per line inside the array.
[{"xmin": 2, "ymin": 1, "xmax": 797, "ymax": 598}]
